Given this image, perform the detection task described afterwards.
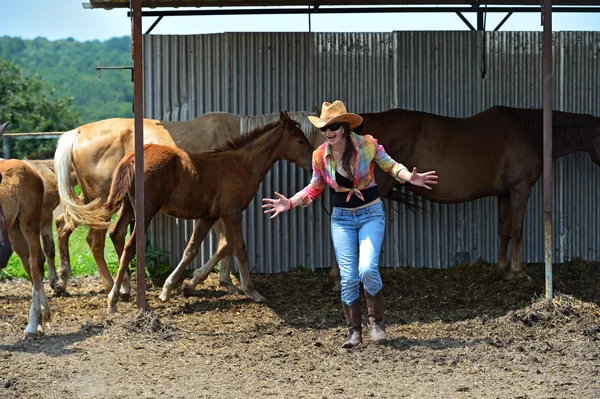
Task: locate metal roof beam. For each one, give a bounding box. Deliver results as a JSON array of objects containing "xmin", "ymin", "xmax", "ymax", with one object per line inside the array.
[
  {"xmin": 84, "ymin": 1, "xmax": 600, "ymax": 9},
  {"xmin": 124, "ymin": 6, "xmax": 600, "ymax": 17}
]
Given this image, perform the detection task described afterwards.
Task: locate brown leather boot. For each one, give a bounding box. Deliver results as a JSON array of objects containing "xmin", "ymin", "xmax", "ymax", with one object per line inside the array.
[
  {"xmin": 341, "ymin": 299, "xmax": 362, "ymax": 348},
  {"xmin": 365, "ymin": 289, "xmax": 386, "ymax": 343}
]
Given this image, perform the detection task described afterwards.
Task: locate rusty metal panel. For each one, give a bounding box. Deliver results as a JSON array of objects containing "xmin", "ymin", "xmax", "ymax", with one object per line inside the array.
[{"xmin": 143, "ymin": 31, "xmax": 600, "ymax": 275}]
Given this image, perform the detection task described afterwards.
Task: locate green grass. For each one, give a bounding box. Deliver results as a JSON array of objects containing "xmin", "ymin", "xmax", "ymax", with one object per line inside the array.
[{"xmin": 0, "ymin": 224, "xmax": 120, "ymax": 281}]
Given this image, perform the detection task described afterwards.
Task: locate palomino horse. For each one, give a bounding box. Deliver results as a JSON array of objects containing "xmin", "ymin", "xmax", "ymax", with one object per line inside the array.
[
  {"xmin": 355, "ymin": 106, "xmax": 600, "ymax": 279},
  {"xmin": 53, "ymin": 111, "xmax": 317, "ymax": 297},
  {"xmin": 96, "ymin": 111, "xmax": 313, "ymax": 315},
  {"xmin": 0, "ymin": 158, "xmax": 50, "ymax": 338},
  {"xmin": 54, "ymin": 117, "xmax": 177, "ymax": 296}
]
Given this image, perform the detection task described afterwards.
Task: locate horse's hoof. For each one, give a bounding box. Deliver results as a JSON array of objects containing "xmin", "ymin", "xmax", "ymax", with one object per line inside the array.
[
  {"xmin": 49, "ymin": 279, "xmax": 58, "ymax": 290},
  {"xmin": 158, "ymin": 290, "xmax": 171, "ymax": 302},
  {"xmin": 181, "ymin": 280, "xmax": 194, "ymax": 297},
  {"xmin": 119, "ymin": 293, "xmax": 131, "ymax": 302},
  {"xmin": 246, "ymin": 291, "xmax": 265, "ymax": 303},
  {"xmin": 107, "ymin": 304, "xmax": 118, "ymax": 316},
  {"xmin": 54, "ymin": 281, "xmax": 68, "ymax": 296},
  {"xmin": 503, "ymin": 270, "xmax": 532, "ymax": 281},
  {"xmin": 219, "ymin": 282, "xmax": 242, "ymax": 295},
  {"xmin": 23, "ymin": 330, "xmax": 41, "ymax": 340}
]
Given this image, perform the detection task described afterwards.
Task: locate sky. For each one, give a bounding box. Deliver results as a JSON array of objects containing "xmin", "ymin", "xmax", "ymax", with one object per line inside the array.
[{"xmin": 0, "ymin": 1, "xmax": 598, "ymax": 41}]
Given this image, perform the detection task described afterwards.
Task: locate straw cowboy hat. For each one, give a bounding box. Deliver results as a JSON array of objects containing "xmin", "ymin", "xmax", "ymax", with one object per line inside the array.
[{"xmin": 308, "ymin": 100, "xmax": 363, "ymax": 129}]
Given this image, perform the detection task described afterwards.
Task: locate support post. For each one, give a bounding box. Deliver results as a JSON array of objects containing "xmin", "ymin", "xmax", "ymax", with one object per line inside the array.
[
  {"xmin": 131, "ymin": 0, "xmax": 147, "ymax": 311},
  {"xmin": 542, "ymin": 0, "xmax": 553, "ymax": 300}
]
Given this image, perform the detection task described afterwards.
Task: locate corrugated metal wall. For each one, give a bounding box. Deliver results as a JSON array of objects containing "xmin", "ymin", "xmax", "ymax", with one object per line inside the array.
[{"xmin": 143, "ymin": 31, "xmax": 600, "ymax": 273}]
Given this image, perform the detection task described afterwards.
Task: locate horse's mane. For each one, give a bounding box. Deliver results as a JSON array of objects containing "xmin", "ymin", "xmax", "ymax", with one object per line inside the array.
[
  {"xmin": 497, "ymin": 106, "xmax": 600, "ymax": 152},
  {"xmin": 241, "ymin": 111, "xmax": 316, "ymax": 146},
  {"xmin": 552, "ymin": 110, "xmax": 600, "ymax": 150},
  {"xmin": 213, "ymin": 120, "xmax": 281, "ymax": 153}
]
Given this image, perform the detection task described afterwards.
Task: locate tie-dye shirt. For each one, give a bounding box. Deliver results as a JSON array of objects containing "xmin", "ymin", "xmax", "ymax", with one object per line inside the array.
[{"xmin": 296, "ymin": 131, "xmax": 407, "ymax": 205}]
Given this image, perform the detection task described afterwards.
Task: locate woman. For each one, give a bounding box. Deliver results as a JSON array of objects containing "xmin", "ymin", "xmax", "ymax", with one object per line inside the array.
[{"xmin": 262, "ymin": 100, "xmax": 438, "ymax": 348}]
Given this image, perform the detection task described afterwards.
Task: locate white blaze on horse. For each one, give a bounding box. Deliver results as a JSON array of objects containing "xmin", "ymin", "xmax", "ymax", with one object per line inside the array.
[{"xmin": 0, "ymin": 122, "xmax": 50, "ymax": 338}]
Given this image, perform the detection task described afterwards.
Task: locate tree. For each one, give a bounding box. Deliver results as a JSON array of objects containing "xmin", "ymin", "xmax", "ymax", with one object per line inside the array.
[{"xmin": 0, "ymin": 59, "xmax": 79, "ymax": 159}]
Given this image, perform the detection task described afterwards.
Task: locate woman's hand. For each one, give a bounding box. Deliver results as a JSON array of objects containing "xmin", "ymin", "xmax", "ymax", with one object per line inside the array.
[
  {"xmin": 262, "ymin": 192, "xmax": 291, "ymax": 219},
  {"xmin": 408, "ymin": 167, "xmax": 438, "ymax": 190}
]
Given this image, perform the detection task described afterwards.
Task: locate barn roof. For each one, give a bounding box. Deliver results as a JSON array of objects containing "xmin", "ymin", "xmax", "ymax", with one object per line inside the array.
[{"xmin": 83, "ymin": 1, "xmax": 600, "ymax": 10}]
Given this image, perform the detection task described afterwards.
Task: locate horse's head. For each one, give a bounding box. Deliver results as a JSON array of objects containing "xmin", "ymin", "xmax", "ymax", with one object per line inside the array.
[
  {"xmin": 587, "ymin": 131, "xmax": 600, "ymax": 166},
  {"xmin": 583, "ymin": 117, "xmax": 600, "ymax": 165},
  {"xmin": 0, "ymin": 122, "xmax": 8, "ymax": 137},
  {"xmin": 278, "ymin": 110, "xmax": 314, "ymax": 171}
]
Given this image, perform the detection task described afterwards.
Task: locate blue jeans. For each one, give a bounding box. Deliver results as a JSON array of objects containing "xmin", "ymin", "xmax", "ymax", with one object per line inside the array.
[{"xmin": 331, "ymin": 201, "xmax": 385, "ymax": 306}]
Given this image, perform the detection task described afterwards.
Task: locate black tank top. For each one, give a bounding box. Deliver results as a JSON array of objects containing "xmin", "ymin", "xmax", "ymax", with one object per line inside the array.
[{"xmin": 333, "ymin": 171, "xmax": 380, "ymax": 208}]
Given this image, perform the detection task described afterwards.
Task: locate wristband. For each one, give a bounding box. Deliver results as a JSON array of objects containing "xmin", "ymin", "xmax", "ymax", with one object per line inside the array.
[{"xmin": 289, "ymin": 198, "xmax": 293, "ymax": 209}]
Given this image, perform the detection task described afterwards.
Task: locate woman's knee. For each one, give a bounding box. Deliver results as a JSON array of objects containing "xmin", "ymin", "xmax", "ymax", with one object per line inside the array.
[{"xmin": 359, "ymin": 264, "xmax": 382, "ymax": 286}]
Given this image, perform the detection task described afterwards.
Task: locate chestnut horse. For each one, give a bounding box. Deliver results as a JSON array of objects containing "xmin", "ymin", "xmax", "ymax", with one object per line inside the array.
[
  {"xmin": 94, "ymin": 111, "xmax": 312, "ymax": 314},
  {"xmin": 54, "ymin": 111, "xmax": 316, "ymax": 297},
  {"xmin": 0, "ymin": 158, "xmax": 50, "ymax": 338}
]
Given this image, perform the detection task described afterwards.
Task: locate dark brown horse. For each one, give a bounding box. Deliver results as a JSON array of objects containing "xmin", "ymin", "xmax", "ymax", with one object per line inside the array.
[
  {"xmin": 97, "ymin": 111, "xmax": 313, "ymax": 315},
  {"xmin": 356, "ymin": 106, "xmax": 600, "ymax": 279}
]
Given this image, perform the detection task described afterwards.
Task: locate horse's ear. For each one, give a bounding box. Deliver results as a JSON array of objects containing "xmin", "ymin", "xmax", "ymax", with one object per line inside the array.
[
  {"xmin": 280, "ymin": 110, "xmax": 291, "ymax": 123},
  {"xmin": 0, "ymin": 122, "xmax": 8, "ymax": 137},
  {"xmin": 314, "ymin": 104, "xmax": 321, "ymax": 116}
]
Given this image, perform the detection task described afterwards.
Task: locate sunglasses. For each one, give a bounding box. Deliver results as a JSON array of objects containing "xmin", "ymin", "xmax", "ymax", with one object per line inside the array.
[{"xmin": 320, "ymin": 122, "xmax": 342, "ymax": 133}]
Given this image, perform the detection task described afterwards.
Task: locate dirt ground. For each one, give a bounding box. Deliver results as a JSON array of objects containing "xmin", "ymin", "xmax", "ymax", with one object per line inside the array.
[{"xmin": 1, "ymin": 260, "xmax": 600, "ymax": 399}]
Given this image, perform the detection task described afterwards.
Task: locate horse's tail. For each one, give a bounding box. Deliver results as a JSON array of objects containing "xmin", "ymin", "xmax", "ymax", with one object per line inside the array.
[
  {"xmin": 54, "ymin": 129, "xmax": 111, "ymax": 229},
  {"xmin": 106, "ymin": 153, "xmax": 135, "ymax": 212},
  {"xmin": 387, "ymin": 185, "xmax": 424, "ymax": 214}
]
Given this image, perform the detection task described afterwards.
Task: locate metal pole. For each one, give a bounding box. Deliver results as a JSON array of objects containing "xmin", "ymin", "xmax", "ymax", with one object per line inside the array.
[
  {"xmin": 542, "ymin": 0, "xmax": 553, "ymax": 300},
  {"xmin": 2, "ymin": 137, "xmax": 10, "ymax": 159},
  {"xmin": 132, "ymin": 0, "xmax": 147, "ymax": 311}
]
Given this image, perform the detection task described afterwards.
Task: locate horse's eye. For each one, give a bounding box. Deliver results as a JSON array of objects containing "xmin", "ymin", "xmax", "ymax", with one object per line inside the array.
[{"xmin": 297, "ymin": 139, "xmax": 305, "ymax": 144}]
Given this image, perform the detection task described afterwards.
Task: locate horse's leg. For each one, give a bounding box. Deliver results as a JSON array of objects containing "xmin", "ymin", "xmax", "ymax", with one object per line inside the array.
[
  {"xmin": 86, "ymin": 227, "xmax": 115, "ymax": 294},
  {"xmin": 54, "ymin": 214, "xmax": 75, "ymax": 295},
  {"xmin": 507, "ymin": 185, "xmax": 533, "ymax": 280},
  {"xmin": 106, "ymin": 225, "xmax": 138, "ymax": 315},
  {"xmin": 108, "ymin": 201, "xmax": 135, "ymax": 300},
  {"xmin": 40, "ymin": 210, "xmax": 57, "ymax": 290},
  {"xmin": 9, "ymin": 224, "xmax": 32, "ymax": 279},
  {"xmin": 218, "ymin": 254, "xmax": 240, "ymax": 294},
  {"xmin": 497, "ymin": 195, "xmax": 511, "ymax": 274},
  {"xmin": 213, "ymin": 218, "xmax": 240, "ymax": 294},
  {"xmin": 14, "ymin": 221, "xmax": 50, "ymax": 338},
  {"xmin": 221, "ymin": 215, "xmax": 264, "ymax": 303},
  {"xmin": 181, "ymin": 224, "xmax": 237, "ymax": 296},
  {"xmin": 330, "ymin": 258, "xmax": 341, "ymax": 292},
  {"xmin": 159, "ymin": 217, "xmax": 218, "ymax": 302},
  {"xmin": 109, "ymin": 201, "xmax": 134, "ymax": 259},
  {"xmin": 0, "ymin": 204, "xmax": 13, "ymax": 269}
]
